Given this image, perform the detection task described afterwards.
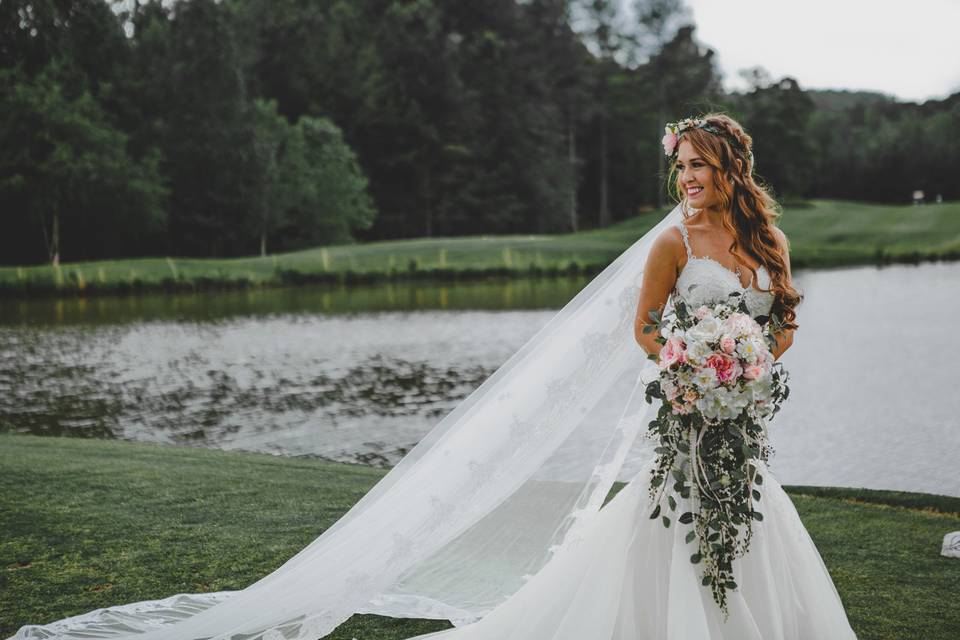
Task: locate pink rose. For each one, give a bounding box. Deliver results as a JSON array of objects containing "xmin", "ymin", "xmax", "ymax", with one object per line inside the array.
[
  {"xmin": 719, "ymin": 335, "xmax": 736, "ymax": 354},
  {"xmin": 658, "ymin": 337, "xmax": 686, "ymax": 369},
  {"xmin": 743, "ymin": 364, "xmax": 764, "ymax": 380},
  {"xmin": 706, "ymin": 353, "xmax": 738, "ymax": 384},
  {"xmin": 695, "ymin": 305, "xmax": 711, "ymax": 320},
  {"xmin": 661, "ymin": 131, "xmax": 678, "ymax": 156}
]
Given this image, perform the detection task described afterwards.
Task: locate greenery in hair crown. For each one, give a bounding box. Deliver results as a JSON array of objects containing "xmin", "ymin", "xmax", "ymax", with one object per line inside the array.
[{"xmin": 662, "ymin": 117, "xmax": 752, "ymax": 164}]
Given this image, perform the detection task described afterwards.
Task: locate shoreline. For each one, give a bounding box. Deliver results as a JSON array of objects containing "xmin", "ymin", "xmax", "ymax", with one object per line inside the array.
[
  {"xmin": 3, "ymin": 199, "xmax": 959, "ymax": 300},
  {"xmin": 1, "ymin": 235, "xmax": 957, "ymax": 301}
]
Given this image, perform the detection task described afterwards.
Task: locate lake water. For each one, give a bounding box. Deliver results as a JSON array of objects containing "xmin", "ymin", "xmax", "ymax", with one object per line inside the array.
[{"xmin": 2, "ymin": 263, "xmax": 958, "ymax": 497}]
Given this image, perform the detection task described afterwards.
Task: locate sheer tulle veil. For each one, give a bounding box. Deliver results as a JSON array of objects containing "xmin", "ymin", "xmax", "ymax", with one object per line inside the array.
[{"xmin": 11, "ymin": 203, "xmax": 688, "ymax": 640}]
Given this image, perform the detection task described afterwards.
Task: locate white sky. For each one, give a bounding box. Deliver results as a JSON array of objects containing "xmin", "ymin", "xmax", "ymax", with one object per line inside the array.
[{"xmin": 685, "ymin": 0, "xmax": 960, "ymax": 103}]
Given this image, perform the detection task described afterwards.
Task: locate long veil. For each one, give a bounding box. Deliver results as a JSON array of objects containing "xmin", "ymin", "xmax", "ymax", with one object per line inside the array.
[{"xmin": 11, "ymin": 203, "xmax": 686, "ymax": 640}]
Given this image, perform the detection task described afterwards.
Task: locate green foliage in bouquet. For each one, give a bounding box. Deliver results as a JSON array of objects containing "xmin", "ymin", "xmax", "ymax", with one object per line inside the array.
[{"xmin": 641, "ymin": 291, "xmax": 791, "ymax": 619}]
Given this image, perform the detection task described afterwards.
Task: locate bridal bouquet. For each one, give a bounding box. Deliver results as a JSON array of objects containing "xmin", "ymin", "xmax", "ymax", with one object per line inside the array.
[{"xmin": 641, "ymin": 293, "xmax": 790, "ymax": 619}]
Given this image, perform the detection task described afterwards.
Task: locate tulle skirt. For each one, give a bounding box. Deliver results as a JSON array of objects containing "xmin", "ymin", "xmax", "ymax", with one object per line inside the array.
[{"xmin": 408, "ymin": 458, "xmax": 858, "ymax": 640}]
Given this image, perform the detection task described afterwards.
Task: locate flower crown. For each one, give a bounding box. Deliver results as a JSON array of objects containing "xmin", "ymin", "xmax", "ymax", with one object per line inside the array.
[{"xmin": 661, "ymin": 117, "xmax": 753, "ymax": 164}]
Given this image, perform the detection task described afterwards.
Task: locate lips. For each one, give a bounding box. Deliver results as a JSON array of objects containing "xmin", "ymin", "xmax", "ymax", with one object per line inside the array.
[{"xmin": 687, "ymin": 185, "xmax": 704, "ymax": 197}]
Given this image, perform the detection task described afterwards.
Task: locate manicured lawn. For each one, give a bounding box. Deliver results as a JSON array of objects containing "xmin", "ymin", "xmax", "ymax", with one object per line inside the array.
[
  {"xmin": 1, "ymin": 434, "xmax": 958, "ymax": 639},
  {"xmin": 1, "ymin": 199, "xmax": 958, "ymax": 297}
]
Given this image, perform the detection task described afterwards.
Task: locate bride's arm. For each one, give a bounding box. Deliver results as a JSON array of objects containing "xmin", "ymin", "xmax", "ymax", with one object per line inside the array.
[
  {"xmin": 634, "ymin": 228, "xmax": 681, "ymax": 357},
  {"xmin": 769, "ymin": 226, "xmax": 795, "ymax": 361}
]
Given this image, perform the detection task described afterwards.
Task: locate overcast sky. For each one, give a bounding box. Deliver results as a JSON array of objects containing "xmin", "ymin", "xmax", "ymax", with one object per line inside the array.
[{"xmin": 685, "ymin": 0, "xmax": 960, "ymax": 103}]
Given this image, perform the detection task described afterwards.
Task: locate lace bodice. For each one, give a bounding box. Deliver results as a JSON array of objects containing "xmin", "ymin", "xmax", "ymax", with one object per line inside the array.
[{"xmin": 671, "ymin": 222, "xmax": 775, "ymax": 319}]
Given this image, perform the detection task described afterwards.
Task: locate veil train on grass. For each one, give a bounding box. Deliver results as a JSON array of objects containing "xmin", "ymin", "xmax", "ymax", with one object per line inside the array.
[{"xmin": 12, "ymin": 204, "xmax": 688, "ymax": 640}]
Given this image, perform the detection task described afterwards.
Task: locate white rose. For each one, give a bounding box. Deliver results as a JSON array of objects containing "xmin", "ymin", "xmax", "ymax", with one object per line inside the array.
[{"xmin": 688, "ymin": 317, "xmax": 723, "ymax": 343}]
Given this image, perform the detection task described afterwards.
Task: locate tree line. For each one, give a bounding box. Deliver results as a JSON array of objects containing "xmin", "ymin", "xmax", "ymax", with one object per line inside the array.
[{"xmin": 1, "ymin": 0, "xmax": 957, "ymax": 265}]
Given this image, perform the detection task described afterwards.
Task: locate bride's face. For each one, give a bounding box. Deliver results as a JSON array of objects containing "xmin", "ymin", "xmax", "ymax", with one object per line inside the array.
[{"xmin": 675, "ymin": 140, "xmax": 720, "ymax": 210}]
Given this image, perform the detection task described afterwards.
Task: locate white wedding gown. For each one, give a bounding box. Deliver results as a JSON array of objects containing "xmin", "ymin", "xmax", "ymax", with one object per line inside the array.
[{"xmin": 405, "ymin": 223, "xmax": 859, "ymax": 640}]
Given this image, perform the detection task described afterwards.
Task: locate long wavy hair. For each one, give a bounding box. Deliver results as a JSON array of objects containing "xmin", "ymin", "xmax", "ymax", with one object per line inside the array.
[{"xmin": 666, "ymin": 113, "xmax": 803, "ymax": 329}]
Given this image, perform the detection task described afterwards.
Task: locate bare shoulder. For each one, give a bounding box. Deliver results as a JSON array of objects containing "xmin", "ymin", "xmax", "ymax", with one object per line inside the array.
[
  {"xmin": 652, "ymin": 224, "xmax": 684, "ymax": 257},
  {"xmin": 640, "ymin": 225, "xmax": 685, "ymax": 281}
]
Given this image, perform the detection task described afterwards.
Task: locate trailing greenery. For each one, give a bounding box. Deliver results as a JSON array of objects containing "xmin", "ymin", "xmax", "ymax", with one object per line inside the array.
[
  {"xmin": 0, "ymin": 199, "xmax": 958, "ymax": 298},
  {"xmin": 1, "ymin": 434, "xmax": 958, "ymax": 639}
]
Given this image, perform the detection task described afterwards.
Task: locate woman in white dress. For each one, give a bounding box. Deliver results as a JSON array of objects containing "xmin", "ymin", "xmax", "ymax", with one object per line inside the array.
[
  {"xmin": 402, "ymin": 114, "xmax": 860, "ymax": 639},
  {"xmin": 9, "ymin": 115, "xmax": 859, "ymax": 640}
]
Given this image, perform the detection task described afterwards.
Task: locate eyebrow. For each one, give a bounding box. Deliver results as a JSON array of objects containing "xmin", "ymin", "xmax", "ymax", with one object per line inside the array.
[{"xmin": 676, "ymin": 157, "xmax": 705, "ymax": 163}]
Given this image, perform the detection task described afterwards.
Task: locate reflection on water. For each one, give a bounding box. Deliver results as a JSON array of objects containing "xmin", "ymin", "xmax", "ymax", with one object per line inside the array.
[
  {"xmin": 2, "ymin": 265, "xmax": 958, "ymax": 496},
  {"xmin": 0, "ymin": 277, "xmax": 590, "ymax": 325}
]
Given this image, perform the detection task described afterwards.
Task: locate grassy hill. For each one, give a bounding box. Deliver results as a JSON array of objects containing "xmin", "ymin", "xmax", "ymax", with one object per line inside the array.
[
  {"xmin": 1, "ymin": 199, "xmax": 958, "ymax": 297},
  {"xmin": 2, "ymin": 434, "xmax": 958, "ymax": 639}
]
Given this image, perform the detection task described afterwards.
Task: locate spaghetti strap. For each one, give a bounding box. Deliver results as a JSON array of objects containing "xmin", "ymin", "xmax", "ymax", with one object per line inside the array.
[{"xmin": 676, "ymin": 223, "xmax": 694, "ymax": 258}]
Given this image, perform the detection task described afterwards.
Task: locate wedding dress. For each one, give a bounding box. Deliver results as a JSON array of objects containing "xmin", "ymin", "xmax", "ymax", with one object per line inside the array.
[
  {"xmin": 9, "ymin": 205, "xmax": 858, "ymax": 640},
  {"xmin": 402, "ymin": 221, "xmax": 860, "ymax": 640}
]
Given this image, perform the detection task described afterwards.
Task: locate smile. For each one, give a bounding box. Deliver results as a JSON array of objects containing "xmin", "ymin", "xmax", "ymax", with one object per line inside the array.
[{"xmin": 686, "ymin": 186, "xmax": 704, "ymax": 196}]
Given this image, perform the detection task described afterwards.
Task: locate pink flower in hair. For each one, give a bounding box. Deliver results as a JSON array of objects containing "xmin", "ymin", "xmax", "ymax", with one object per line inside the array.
[{"xmin": 661, "ymin": 130, "xmax": 679, "ymax": 157}]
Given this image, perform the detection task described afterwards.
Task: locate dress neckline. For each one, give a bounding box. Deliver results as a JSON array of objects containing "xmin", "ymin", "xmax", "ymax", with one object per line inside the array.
[
  {"xmin": 680, "ymin": 255, "xmax": 768, "ymax": 292},
  {"xmin": 676, "ymin": 222, "xmax": 768, "ymax": 292}
]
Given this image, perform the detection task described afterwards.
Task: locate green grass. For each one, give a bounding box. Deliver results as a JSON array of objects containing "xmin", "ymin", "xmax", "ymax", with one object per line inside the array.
[
  {"xmin": 2, "ymin": 199, "xmax": 959, "ymax": 298},
  {"xmin": 1, "ymin": 434, "xmax": 958, "ymax": 639}
]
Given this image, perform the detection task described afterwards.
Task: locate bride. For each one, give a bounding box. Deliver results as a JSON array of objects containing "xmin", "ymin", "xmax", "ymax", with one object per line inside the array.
[{"xmin": 10, "ymin": 114, "xmax": 859, "ymax": 639}]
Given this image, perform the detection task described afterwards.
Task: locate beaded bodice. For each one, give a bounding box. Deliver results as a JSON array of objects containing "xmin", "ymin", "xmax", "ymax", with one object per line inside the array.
[{"xmin": 671, "ymin": 222, "xmax": 775, "ymax": 318}]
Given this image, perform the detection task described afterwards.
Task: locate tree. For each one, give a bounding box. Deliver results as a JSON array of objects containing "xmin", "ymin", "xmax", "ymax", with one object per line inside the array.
[
  {"xmin": 727, "ymin": 75, "xmax": 815, "ymax": 198},
  {"xmin": 0, "ymin": 65, "xmax": 166, "ymax": 264},
  {"xmin": 162, "ymin": 0, "xmax": 259, "ymax": 257},
  {"xmin": 279, "ymin": 116, "xmax": 376, "ymax": 249}
]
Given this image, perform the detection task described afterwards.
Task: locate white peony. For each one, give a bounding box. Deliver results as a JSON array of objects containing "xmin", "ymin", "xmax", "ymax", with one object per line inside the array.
[
  {"xmin": 736, "ymin": 337, "xmax": 766, "ymax": 363},
  {"xmin": 692, "ymin": 367, "xmax": 719, "ymax": 391},
  {"xmin": 685, "ymin": 339, "xmax": 713, "ymax": 365}
]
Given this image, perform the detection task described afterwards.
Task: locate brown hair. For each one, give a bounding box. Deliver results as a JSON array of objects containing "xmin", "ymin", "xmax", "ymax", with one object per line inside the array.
[{"xmin": 666, "ymin": 112, "xmax": 802, "ymax": 329}]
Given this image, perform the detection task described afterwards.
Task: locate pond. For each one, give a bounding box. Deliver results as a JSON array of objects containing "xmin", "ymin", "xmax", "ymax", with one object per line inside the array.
[{"xmin": 2, "ymin": 263, "xmax": 957, "ymax": 497}]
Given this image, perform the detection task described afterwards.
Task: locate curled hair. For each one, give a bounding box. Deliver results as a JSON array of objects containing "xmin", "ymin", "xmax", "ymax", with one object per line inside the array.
[{"xmin": 666, "ymin": 112, "xmax": 803, "ymax": 329}]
